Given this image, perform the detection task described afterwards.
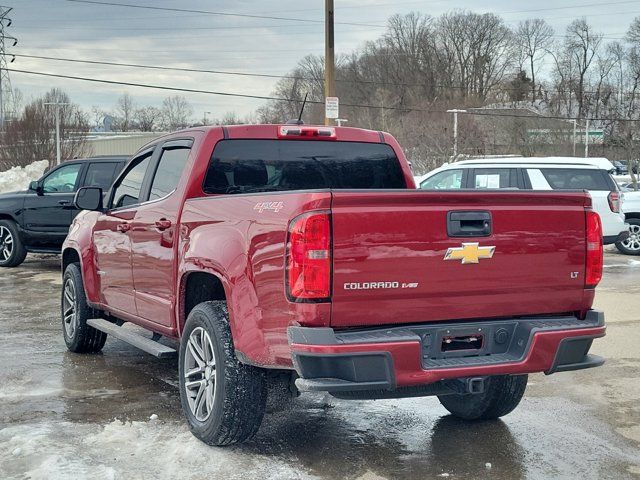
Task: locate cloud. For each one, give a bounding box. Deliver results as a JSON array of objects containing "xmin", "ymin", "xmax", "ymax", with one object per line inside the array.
[{"xmin": 6, "ymin": 0, "xmax": 636, "ymax": 117}]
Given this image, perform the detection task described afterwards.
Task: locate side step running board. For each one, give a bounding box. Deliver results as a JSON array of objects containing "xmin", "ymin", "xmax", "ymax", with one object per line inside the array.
[{"xmin": 87, "ymin": 318, "xmax": 177, "ymax": 358}]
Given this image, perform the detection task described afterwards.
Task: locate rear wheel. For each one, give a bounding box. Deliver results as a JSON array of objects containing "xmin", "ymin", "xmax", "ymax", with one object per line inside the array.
[
  {"xmin": 438, "ymin": 375, "xmax": 527, "ymax": 420},
  {"xmin": 62, "ymin": 263, "xmax": 107, "ymax": 353},
  {"xmin": 179, "ymin": 301, "xmax": 267, "ymax": 446},
  {"xmin": 616, "ymin": 219, "xmax": 640, "ymax": 255},
  {"xmin": 0, "ymin": 220, "xmax": 27, "ymax": 268}
]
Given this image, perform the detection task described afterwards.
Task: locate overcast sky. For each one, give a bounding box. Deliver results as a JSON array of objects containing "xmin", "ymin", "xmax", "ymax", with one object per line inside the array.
[{"xmin": 4, "ymin": 0, "xmax": 640, "ymax": 121}]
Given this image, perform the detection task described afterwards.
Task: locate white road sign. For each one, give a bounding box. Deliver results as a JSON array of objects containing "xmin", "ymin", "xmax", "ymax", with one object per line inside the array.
[{"xmin": 325, "ymin": 97, "xmax": 339, "ymax": 119}]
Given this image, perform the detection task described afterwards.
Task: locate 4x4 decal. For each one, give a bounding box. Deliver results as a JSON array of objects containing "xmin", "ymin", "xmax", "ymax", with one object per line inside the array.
[{"xmin": 254, "ymin": 201, "xmax": 284, "ymax": 213}]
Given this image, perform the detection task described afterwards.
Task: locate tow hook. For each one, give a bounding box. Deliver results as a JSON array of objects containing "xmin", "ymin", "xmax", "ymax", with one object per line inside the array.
[{"xmin": 444, "ymin": 377, "xmax": 486, "ymax": 395}]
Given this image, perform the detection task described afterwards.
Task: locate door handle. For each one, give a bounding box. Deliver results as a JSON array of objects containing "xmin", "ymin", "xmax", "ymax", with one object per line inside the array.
[
  {"xmin": 447, "ymin": 211, "xmax": 492, "ymax": 237},
  {"xmin": 155, "ymin": 219, "xmax": 172, "ymax": 231},
  {"xmin": 58, "ymin": 200, "xmax": 71, "ymax": 206},
  {"xmin": 116, "ymin": 223, "xmax": 131, "ymax": 233}
]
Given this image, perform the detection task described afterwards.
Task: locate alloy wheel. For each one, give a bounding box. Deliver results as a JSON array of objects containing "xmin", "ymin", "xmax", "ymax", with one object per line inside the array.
[
  {"xmin": 621, "ymin": 224, "xmax": 640, "ymax": 252},
  {"xmin": 62, "ymin": 278, "xmax": 77, "ymax": 338},
  {"xmin": 0, "ymin": 226, "xmax": 13, "ymax": 261},
  {"xmin": 184, "ymin": 327, "xmax": 217, "ymax": 422}
]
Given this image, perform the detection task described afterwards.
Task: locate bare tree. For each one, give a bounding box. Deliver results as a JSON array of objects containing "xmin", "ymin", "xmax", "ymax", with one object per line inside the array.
[
  {"xmin": 134, "ymin": 106, "xmax": 161, "ymax": 131},
  {"xmin": 437, "ymin": 12, "xmax": 515, "ymax": 99},
  {"xmin": 0, "ymin": 89, "xmax": 91, "ymax": 169},
  {"xmin": 161, "ymin": 96, "xmax": 194, "ymax": 131},
  {"xmin": 565, "ymin": 18, "xmax": 602, "ymax": 118},
  {"xmin": 114, "ymin": 93, "xmax": 135, "ymax": 132},
  {"xmin": 516, "ymin": 18, "xmax": 554, "ymax": 102},
  {"xmin": 91, "ymin": 105, "xmax": 105, "ymax": 130}
]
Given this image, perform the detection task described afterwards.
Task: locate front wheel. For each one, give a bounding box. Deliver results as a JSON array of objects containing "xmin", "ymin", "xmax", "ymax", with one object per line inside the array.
[
  {"xmin": 616, "ymin": 219, "xmax": 640, "ymax": 255},
  {"xmin": 179, "ymin": 301, "xmax": 267, "ymax": 446},
  {"xmin": 0, "ymin": 220, "xmax": 27, "ymax": 267},
  {"xmin": 438, "ymin": 375, "xmax": 527, "ymax": 420}
]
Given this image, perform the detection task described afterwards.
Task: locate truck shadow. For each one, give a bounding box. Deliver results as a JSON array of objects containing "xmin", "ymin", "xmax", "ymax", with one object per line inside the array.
[{"xmin": 244, "ymin": 397, "xmax": 526, "ymax": 480}]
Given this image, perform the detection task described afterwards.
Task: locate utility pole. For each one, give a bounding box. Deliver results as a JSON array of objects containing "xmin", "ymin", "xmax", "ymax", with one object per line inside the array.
[
  {"xmin": 0, "ymin": 5, "xmax": 17, "ymax": 132},
  {"xmin": 44, "ymin": 102, "xmax": 69, "ymax": 165},
  {"xmin": 324, "ymin": 0, "xmax": 335, "ymax": 126},
  {"xmin": 446, "ymin": 109, "xmax": 467, "ymax": 160},
  {"xmin": 572, "ymin": 119, "xmax": 577, "ymax": 157},
  {"xmin": 585, "ymin": 118, "xmax": 590, "ymax": 158}
]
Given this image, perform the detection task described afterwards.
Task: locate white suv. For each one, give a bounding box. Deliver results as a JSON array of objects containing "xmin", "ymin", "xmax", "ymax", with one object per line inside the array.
[{"xmin": 419, "ymin": 157, "xmax": 629, "ymax": 247}]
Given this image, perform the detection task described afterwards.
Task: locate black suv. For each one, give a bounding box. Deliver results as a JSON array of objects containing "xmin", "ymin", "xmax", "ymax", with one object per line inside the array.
[{"xmin": 0, "ymin": 156, "xmax": 127, "ymax": 267}]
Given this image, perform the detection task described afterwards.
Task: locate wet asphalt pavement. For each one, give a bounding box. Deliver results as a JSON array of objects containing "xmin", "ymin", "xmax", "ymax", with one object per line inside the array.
[{"xmin": 1, "ymin": 251, "xmax": 639, "ymax": 480}]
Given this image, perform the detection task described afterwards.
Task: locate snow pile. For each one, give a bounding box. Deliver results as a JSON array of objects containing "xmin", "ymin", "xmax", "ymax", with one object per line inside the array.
[{"xmin": 0, "ymin": 160, "xmax": 49, "ymax": 194}]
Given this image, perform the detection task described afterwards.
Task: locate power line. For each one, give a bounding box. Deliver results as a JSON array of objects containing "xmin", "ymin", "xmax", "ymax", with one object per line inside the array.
[
  {"xmin": 8, "ymin": 67, "xmax": 640, "ymax": 123},
  {"xmin": 64, "ymin": 0, "xmax": 386, "ymax": 28},
  {"xmin": 12, "ymin": 53, "xmax": 640, "ymax": 96}
]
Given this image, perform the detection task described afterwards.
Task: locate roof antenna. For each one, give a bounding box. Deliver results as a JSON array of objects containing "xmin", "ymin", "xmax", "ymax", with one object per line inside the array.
[{"xmin": 286, "ymin": 92, "xmax": 308, "ymax": 125}]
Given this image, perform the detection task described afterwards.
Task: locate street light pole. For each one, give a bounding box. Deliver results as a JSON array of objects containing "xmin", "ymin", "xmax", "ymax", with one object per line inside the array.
[
  {"xmin": 572, "ymin": 119, "xmax": 577, "ymax": 157},
  {"xmin": 446, "ymin": 109, "xmax": 467, "ymax": 160},
  {"xmin": 44, "ymin": 102, "xmax": 69, "ymax": 165},
  {"xmin": 585, "ymin": 118, "xmax": 590, "ymax": 158}
]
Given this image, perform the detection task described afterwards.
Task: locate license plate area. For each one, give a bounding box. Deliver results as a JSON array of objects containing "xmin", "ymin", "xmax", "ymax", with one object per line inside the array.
[
  {"xmin": 442, "ymin": 334, "xmax": 483, "ymax": 352},
  {"xmin": 421, "ymin": 323, "xmax": 516, "ymax": 361}
]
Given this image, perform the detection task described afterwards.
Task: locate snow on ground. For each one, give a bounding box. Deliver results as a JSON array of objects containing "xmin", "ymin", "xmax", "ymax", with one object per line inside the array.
[
  {"xmin": 0, "ymin": 420, "xmax": 315, "ymax": 480},
  {"xmin": 0, "ymin": 160, "xmax": 49, "ymax": 194}
]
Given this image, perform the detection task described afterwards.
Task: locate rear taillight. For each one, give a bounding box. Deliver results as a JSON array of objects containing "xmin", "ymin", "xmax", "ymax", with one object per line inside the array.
[
  {"xmin": 585, "ymin": 210, "xmax": 603, "ymax": 288},
  {"xmin": 608, "ymin": 191, "xmax": 621, "ymax": 213},
  {"xmin": 286, "ymin": 211, "xmax": 331, "ymax": 301}
]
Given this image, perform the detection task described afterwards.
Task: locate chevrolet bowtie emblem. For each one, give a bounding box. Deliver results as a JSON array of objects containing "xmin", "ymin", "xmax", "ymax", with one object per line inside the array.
[{"xmin": 444, "ymin": 242, "xmax": 496, "ymax": 264}]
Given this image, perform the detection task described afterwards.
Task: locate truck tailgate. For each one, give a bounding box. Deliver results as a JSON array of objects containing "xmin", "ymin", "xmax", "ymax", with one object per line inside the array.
[{"xmin": 330, "ymin": 190, "xmax": 590, "ymax": 328}]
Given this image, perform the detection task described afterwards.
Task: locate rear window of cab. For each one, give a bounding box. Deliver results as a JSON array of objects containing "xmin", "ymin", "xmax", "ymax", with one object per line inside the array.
[{"xmin": 202, "ymin": 139, "xmax": 406, "ymax": 194}]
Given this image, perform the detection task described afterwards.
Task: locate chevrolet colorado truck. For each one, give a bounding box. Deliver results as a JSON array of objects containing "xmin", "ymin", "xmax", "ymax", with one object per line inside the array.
[{"xmin": 61, "ymin": 124, "xmax": 606, "ymax": 446}]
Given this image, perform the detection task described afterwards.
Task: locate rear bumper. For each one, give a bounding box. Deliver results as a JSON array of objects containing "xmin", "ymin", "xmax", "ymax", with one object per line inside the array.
[
  {"xmin": 604, "ymin": 229, "xmax": 630, "ymax": 245},
  {"xmin": 289, "ymin": 310, "xmax": 605, "ymax": 393}
]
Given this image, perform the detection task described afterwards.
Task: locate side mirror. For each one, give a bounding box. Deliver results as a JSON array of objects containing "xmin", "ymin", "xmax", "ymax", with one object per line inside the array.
[
  {"xmin": 74, "ymin": 187, "xmax": 104, "ymax": 211},
  {"xmin": 29, "ymin": 180, "xmax": 43, "ymax": 195}
]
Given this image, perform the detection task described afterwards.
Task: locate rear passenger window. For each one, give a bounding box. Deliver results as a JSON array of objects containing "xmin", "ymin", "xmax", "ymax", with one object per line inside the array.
[
  {"xmin": 472, "ymin": 168, "xmax": 518, "ymax": 189},
  {"xmin": 540, "ymin": 169, "xmax": 610, "ymax": 190},
  {"xmin": 84, "ymin": 162, "xmax": 119, "ymax": 190},
  {"xmin": 420, "ymin": 169, "xmax": 463, "ymax": 190},
  {"xmin": 149, "ymin": 147, "xmax": 190, "ymax": 201}
]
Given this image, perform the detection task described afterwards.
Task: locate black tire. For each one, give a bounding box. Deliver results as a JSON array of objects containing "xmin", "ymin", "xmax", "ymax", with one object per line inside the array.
[
  {"xmin": 437, "ymin": 375, "xmax": 527, "ymax": 420},
  {"xmin": 0, "ymin": 219, "xmax": 27, "ymax": 268},
  {"xmin": 179, "ymin": 301, "xmax": 267, "ymax": 446},
  {"xmin": 616, "ymin": 218, "xmax": 640, "ymax": 256},
  {"xmin": 62, "ymin": 263, "xmax": 107, "ymax": 353}
]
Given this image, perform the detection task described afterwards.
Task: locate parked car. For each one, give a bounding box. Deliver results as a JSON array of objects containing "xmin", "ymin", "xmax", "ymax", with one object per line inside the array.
[
  {"xmin": 62, "ymin": 125, "xmax": 605, "ymax": 446},
  {"xmin": 613, "ymin": 160, "xmax": 629, "ymax": 175},
  {"xmin": 0, "ymin": 156, "xmax": 126, "ymax": 267},
  {"xmin": 419, "ymin": 157, "xmax": 629, "ymax": 246},
  {"xmin": 618, "ymin": 189, "xmax": 640, "ymax": 255}
]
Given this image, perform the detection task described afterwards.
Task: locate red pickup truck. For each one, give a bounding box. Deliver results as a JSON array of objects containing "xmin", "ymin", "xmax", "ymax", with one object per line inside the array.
[{"xmin": 62, "ymin": 124, "xmax": 606, "ymax": 446}]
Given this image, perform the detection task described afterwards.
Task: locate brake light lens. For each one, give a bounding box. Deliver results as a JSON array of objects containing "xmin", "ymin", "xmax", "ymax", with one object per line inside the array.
[
  {"xmin": 278, "ymin": 126, "xmax": 336, "ymax": 139},
  {"xmin": 286, "ymin": 212, "xmax": 332, "ymax": 301},
  {"xmin": 585, "ymin": 210, "xmax": 603, "ymax": 288},
  {"xmin": 608, "ymin": 191, "xmax": 621, "ymax": 213}
]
